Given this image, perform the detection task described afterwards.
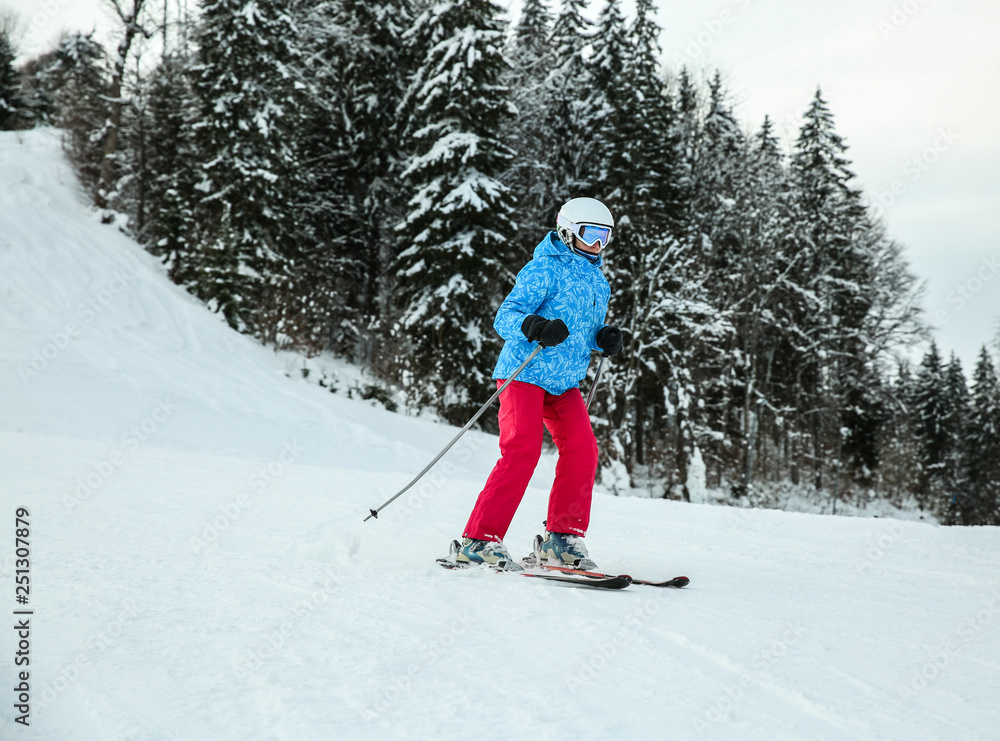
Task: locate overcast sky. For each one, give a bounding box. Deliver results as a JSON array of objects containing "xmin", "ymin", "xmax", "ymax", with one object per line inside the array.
[{"xmin": 5, "ymin": 0, "xmax": 999, "ymax": 372}]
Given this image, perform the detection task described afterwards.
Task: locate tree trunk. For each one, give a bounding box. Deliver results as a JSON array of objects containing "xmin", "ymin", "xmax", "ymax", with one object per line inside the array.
[{"xmin": 97, "ymin": 2, "xmax": 143, "ymax": 208}]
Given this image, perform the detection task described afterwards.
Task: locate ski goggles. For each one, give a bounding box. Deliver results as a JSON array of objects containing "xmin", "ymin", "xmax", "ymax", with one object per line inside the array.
[
  {"xmin": 558, "ymin": 213, "xmax": 613, "ymax": 248},
  {"xmin": 576, "ymin": 223, "xmax": 612, "ymax": 247}
]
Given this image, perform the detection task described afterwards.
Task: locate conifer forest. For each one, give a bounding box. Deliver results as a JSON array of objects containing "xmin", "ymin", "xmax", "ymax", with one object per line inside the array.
[{"xmin": 2, "ymin": 0, "xmax": 998, "ymax": 524}]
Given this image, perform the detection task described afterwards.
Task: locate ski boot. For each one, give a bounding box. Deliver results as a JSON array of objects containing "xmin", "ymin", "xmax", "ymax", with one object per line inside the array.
[
  {"xmin": 452, "ymin": 537, "xmax": 524, "ymax": 572},
  {"xmin": 531, "ymin": 532, "xmax": 597, "ymax": 571}
]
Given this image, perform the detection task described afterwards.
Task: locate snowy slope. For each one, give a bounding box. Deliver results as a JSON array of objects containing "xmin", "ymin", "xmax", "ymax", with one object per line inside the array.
[{"xmin": 2, "ymin": 129, "xmax": 999, "ymax": 741}]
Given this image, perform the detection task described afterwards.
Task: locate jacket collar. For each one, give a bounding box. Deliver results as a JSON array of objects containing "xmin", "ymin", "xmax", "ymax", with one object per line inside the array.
[{"xmin": 534, "ymin": 231, "xmax": 604, "ymax": 268}]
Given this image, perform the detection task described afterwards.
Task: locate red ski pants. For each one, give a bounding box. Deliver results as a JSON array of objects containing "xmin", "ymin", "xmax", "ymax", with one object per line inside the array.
[{"xmin": 464, "ymin": 380, "xmax": 598, "ymax": 542}]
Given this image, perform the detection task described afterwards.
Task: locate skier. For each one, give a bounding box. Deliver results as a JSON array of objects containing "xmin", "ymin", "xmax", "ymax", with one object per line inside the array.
[{"xmin": 454, "ymin": 197, "xmax": 623, "ymax": 571}]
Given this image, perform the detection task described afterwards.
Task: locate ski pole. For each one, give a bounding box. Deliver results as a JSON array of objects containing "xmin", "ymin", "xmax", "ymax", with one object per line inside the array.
[
  {"xmin": 364, "ymin": 343, "xmax": 544, "ymax": 522},
  {"xmin": 585, "ymin": 355, "xmax": 606, "ymax": 412}
]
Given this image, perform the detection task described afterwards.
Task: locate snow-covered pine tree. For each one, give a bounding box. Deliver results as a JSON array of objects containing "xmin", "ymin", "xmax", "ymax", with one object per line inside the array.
[
  {"xmin": 726, "ymin": 115, "xmax": 799, "ymax": 492},
  {"xmin": 95, "ymin": 0, "xmax": 149, "ymax": 211},
  {"xmin": 294, "ymin": 0, "xmax": 414, "ymax": 359},
  {"xmin": 12, "ymin": 44, "xmax": 59, "ymax": 128},
  {"xmin": 106, "ymin": 66, "xmax": 147, "ymax": 230},
  {"xmin": 621, "ymin": 0, "xmax": 686, "ymax": 237},
  {"xmin": 501, "ymin": 0, "xmax": 555, "ymax": 257},
  {"xmin": 687, "ymin": 73, "xmax": 749, "ymax": 473},
  {"xmin": 540, "ymin": 0, "xmax": 596, "ymax": 201},
  {"xmin": 672, "ymin": 66, "xmax": 701, "ymax": 178},
  {"xmin": 338, "ymin": 0, "xmax": 413, "ymax": 361},
  {"xmin": 590, "ymin": 0, "xmax": 710, "ymax": 497},
  {"xmin": 581, "ymin": 0, "xmax": 633, "ymax": 484},
  {"xmin": 47, "ymin": 32, "xmax": 110, "ymax": 194},
  {"xmin": 752, "ymin": 115, "xmax": 784, "ymax": 179},
  {"xmin": 691, "ymin": 72, "xmax": 748, "ymax": 300},
  {"xmin": 912, "ymin": 342, "xmax": 951, "ymax": 511},
  {"xmin": 881, "ymin": 359, "xmax": 922, "ymax": 506},
  {"xmin": 958, "ymin": 347, "xmax": 1000, "ymax": 524},
  {"xmin": 669, "ymin": 70, "xmax": 701, "ymax": 262},
  {"xmin": 393, "ymin": 0, "xmax": 517, "ymax": 424},
  {"xmin": 510, "ymin": 0, "xmax": 551, "ymax": 63},
  {"xmin": 786, "ymin": 90, "xmax": 921, "ymax": 489},
  {"xmin": 584, "ymin": 0, "xmax": 628, "ymax": 194},
  {"xmin": 937, "ymin": 353, "xmax": 970, "ymax": 521},
  {"xmin": 140, "ymin": 52, "xmax": 200, "ymax": 285},
  {"xmin": 847, "ymin": 216, "xmax": 922, "ymax": 479},
  {"xmin": 189, "ymin": 0, "xmax": 304, "ymax": 337},
  {"xmin": 648, "ymin": 72, "xmax": 763, "ymax": 492},
  {"xmin": 0, "ymin": 21, "xmax": 22, "ymax": 129},
  {"xmin": 788, "ymin": 88, "xmax": 876, "ymax": 490},
  {"xmin": 600, "ymin": 0, "xmax": 684, "ymax": 232}
]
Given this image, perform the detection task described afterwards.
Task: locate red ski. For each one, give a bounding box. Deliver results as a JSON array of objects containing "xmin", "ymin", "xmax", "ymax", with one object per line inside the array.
[
  {"xmin": 535, "ymin": 563, "xmax": 689, "ymax": 588},
  {"xmin": 437, "ymin": 559, "xmax": 632, "ymax": 589}
]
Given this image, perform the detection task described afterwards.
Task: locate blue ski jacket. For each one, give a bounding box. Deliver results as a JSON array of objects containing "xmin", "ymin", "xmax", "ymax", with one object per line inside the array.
[{"xmin": 492, "ymin": 232, "xmax": 611, "ymax": 395}]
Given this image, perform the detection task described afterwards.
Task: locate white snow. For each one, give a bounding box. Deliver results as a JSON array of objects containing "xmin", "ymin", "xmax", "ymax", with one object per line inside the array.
[
  {"xmin": 686, "ymin": 445, "xmax": 708, "ymax": 504},
  {"xmin": 2, "ymin": 129, "xmax": 1000, "ymax": 740}
]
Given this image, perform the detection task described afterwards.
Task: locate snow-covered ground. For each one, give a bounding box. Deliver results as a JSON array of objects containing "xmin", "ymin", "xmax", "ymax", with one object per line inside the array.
[{"xmin": 2, "ymin": 129, "xmax": 999, "ymax": 741}]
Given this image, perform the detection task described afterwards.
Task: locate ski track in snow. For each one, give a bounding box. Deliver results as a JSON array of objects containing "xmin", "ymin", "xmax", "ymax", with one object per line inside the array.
[{"xmin": 2, "ymin": 129, "xmax": 1000, "ymax": 740}]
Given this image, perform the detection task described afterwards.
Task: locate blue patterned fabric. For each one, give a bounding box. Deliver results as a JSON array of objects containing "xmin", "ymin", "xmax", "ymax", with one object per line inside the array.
[{"xmin": 492, "ymin": 232, "xmax": 611, "ymax": 395}]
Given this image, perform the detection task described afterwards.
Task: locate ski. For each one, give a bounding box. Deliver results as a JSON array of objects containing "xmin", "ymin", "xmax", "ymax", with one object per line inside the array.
[
  {"xmin": 436, "ymin": 558, "xmax": 632, "ymax": 589},
  {"xmin": 544, "ymin": 565, "xmax": 689, "ymax": 588},
  {"xmin": 520, "ymin": 571, "xmax": 632, "ymax": 589},
  {"xmin": 526, "ymin": 559, "xmax": 690, "ymax": 588},
  {"xmin": 523, "ymin": 535, "xmax": 689, "ymax": 588},
  {"xmin": 435, "ymin": 541, "xmax": 683, "ymax": 589}
]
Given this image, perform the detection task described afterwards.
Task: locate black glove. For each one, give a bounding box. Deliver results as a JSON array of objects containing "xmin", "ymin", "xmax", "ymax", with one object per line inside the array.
[
  {"xmin": 596, "ymin": 325, "xmax": 623, "ymax": 357},
  {"xmin": 521, "ymin": 314, "xmax": 569, "ymax": 347}
]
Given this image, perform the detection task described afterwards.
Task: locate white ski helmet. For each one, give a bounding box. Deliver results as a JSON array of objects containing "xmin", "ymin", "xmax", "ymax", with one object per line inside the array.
[{"xmin": 556, "ymin": 197, "xmax": 615, "ymax": 251}]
